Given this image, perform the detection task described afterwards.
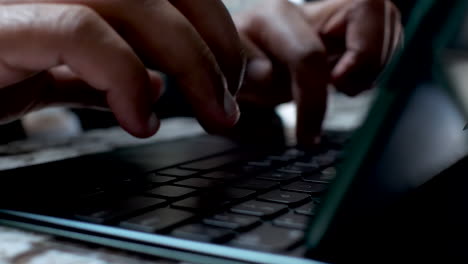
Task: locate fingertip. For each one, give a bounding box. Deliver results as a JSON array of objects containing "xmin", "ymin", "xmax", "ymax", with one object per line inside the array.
[
  {"xmin": 331, "ymin": 52, "xmax": 357, "ymax": 81},
  {"xmin": 223, "ymin": 90, "xmax": 241, "ymax": 127},
  {"xmin": 147, "ymin": 70, "xmax": 163, "ymax": 86},
  {"xmin": 147, "ymin": 70, "xmax": 165, "ymax": 103},
  {"xmin": 197, "ymin": 92, "xmax": 241, "ymax": 135},
  {"xmin": 331, "ymin": 52, "xmax": 369, "ymax": 96},
  {"xmin": 146, "ymin": 112, "xmax": 161, "ymax": 136},
  {"xmin": 127, "ymin": 112, "xmax": 161, "ymax": 138},
  {"xmin": 246, "ymin": 58, "xmax": 273, "ymax": 83},
  {"xmin": 212, "ymin": 77, "xmax": 241, "ymax": 130},
  {"xmin": 297, "ymin": 134, "xmax": 322, "ymax": 151},
  {"xmin": 331, "ymin": 53, "xmax": 378, "ymax": 96},
  {"xmin": 107, "ymin": 93, "xmax": 161, "ymax": 139}
]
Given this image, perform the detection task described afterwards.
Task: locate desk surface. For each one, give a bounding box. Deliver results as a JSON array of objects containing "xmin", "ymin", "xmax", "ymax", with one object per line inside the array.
[{"xmin": 0, "ymin": 91, "xmax": 372, "ymax": 264}]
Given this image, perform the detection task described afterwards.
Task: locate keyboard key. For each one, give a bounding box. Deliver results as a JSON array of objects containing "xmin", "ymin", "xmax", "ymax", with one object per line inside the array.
[
  {"xmin": 146, "ymin": 174, "xmax": 177, "ymax": 184},
  {"xmin": 295, "ymin": 202, "xmax": 319, "ymax": 216},
  {"xmin": 256, "ymin": 172, "xmax": 299, "ymax": 182},
  {"xmin": 172, "ymin": 224, "xmax": 235, "ymax": 242},
  {"xmin": 302, "ymin": 167, "xmax": 338, "ymax": 183},
  {"xmin": 247, "ymin": 160, "xmax": 274, "ymax": 168},
  {"xmin": 190, "ymin": 188, "xmax": 256, "ymax": 207},
  {"xmin": 231, "ymin": 201, "xmax": 287, "ymax": 218},
  {"xmin": 146, "ymin": 186, "xmax": 196, "ymax": 199},
  {"xmin": 203, "ymin": 213, "xmax": 260, "ymax": 230},
  {"xmin": 300, "ymin": 151, "xmax": 339, "ymax": 168},
  {"xmin": 258, "ymin": 190, "xmax": 310, "ymax": 206},
  {"xmin": 234, "ymin": 179, "xmax": 279, "ymax": 191},
  {"xmin": 120, "ymin": 208, "xmax": 194, "ymax": 233},
  {"xmin": 201, "ymin": 171, "xmax": 240, "ymax": 180},
  {"xmin": 75, "ymin": 196, "xmax": 166, "ymax": 224},
  {"xmin": 79, "ymin": 187, "xmax": 106, "ymax": 200},
  {"xmin": 172, "ymin": 196, "xmax": 223, "ymax": 212},
  {"xmin": 322, "ymin": 131, "xmax": 351, "ymax": 146},
  {"xmin": 229, "ymin": 224, "xmax": 303, "ymax": 252},
  {"xmin": 293, "ymin": 161, "xmax": 321, "ymax": 170},
  {"xmin": 283, "ymin": 149, "xmax": 306, "ymax": 158},
  {"xmin": 281, "ymin": 182, "xmax": 327, "ymax": 195},
  {"xmin": 278, "ymin": 164, "xmax": 320, "ymax": 175},
  {"xmin": 273, "ymin": 213, "xmax": 310, "ymax": 230},
  {"xmin": 156, "ymin": 168, "xmax": 196, "ymax": 177},
  {"xmin": 321, "ymin": 167, "xmax": 338, "ymax": 180},
  {"xmin": 265, "ymin": 155, "xmax": 297, "ymax": 163},
  {"xmin": 224, "ymin": 188, "xmax": 256, "ymax": 201},
  {"xmin": 174, "ymin": 178, "xmax": 222, "ymax": 189},
  {"xmin": 231, "ymin": 165, "xmax": 266, "ymax": 175},
  {"xmin": 178, "ymin": 154, "xmax": 243, "ymax": 171},
  {"xmin": 316, "ymin": 151, "xmax": 341, "ymax": 166}
]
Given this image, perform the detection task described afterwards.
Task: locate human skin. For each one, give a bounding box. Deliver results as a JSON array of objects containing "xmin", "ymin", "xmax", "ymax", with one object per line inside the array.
[
  {"xmin": 0, "ymin": 0, "xmax": 246, "ymax": 138},
  {"xmin": 225, "ymin": 0, "xmax": 402, "ymax": 147}
]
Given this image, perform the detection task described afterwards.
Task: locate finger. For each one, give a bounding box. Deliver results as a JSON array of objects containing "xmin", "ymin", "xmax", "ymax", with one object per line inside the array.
[
  {"xmin": 115, "ymin": 0, "xmax": 241, "ymax": 133},
  {"xmin": 239, "ymin": 33, "xmax": 273, "ymax": 86},
  {"xmin": 236, "ymin": 33, "xmax": 287, "ymax": 106},
  {"xmin": 0, "ymin": 66, "xmax": 163, "ymax": 125},
  {"xmin": 170, "ymin": 0, "xmax": 246, "ymax": 95},
  {"xmin": 0, "ymin": 4, "xmax": 160, "ymax": 137},
  {"xmin": 323, "ymin": 0, "xmax": 389, "ymax": 95},
  {"xmin": 45, "ymin": 66, "xmax": 164, "ymax": 110},
  {"xmin": 245, "ymin": 1, "xmax": 329, "ymax": 147},
  {"xmin": 1, "ymin": 0, "xmax": 241, "ymax": 133},
  {"xmin": 292, "ymin": 43, "xmax": 329, "ymax": 149}
]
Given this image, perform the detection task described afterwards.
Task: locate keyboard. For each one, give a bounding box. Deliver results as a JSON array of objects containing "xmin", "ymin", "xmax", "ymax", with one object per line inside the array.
[{"xmin": 6, "ymin": 131, "xmax": 350, "ymax": 256}]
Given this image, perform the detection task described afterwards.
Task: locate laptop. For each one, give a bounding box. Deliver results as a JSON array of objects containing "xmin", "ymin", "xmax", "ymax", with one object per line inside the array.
[{"xmin": 0, "ymin": 0, "xmax": 467, "ymax": 263}]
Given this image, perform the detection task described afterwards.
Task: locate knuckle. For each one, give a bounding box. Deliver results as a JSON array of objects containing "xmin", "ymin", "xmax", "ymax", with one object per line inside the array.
[
  {"xmin": 235, "ymin": 13, "xmax": 252, "ymax": 33},
  {"xmin": 57, "ymin": 5, "xmax": 100, "ymax": 36},
  {"xmin": 245, "ymin": 0, "xmax": 289, "ymax": 29},
  {"xmin": 245, "ymin": 11, "xmax": 268, "ymax": 31}
]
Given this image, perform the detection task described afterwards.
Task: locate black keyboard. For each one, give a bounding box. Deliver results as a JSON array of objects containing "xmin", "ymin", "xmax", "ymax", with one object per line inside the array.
[{"xmin": 46, "ymin": 132, "xmax": 349, "ymax": 255}]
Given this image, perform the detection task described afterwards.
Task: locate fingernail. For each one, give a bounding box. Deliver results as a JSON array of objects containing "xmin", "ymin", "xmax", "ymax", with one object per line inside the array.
[
  {"xmin": 224, "ymin": 91, "xmax": 240, "ymax": 124},
  {"xmin": 235, "ymin": 55, "xmax": 248, "ymax": 96},
  {"xmin": 147, "ymin": 113, "xmax": 160, "ymax": 134}
]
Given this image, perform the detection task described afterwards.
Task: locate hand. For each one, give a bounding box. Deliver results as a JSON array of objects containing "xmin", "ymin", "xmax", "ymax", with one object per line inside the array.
[
  {"xmin": 0, "ymin": 0, "xmax": 245, "ymax": 138},
  {"xmin": 235, "ymin": 0, "xmax": 402, "ymax": 148},
  {"xmin": 304, "ymin": 0, "xmax": 403, "ymax": 95}
]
